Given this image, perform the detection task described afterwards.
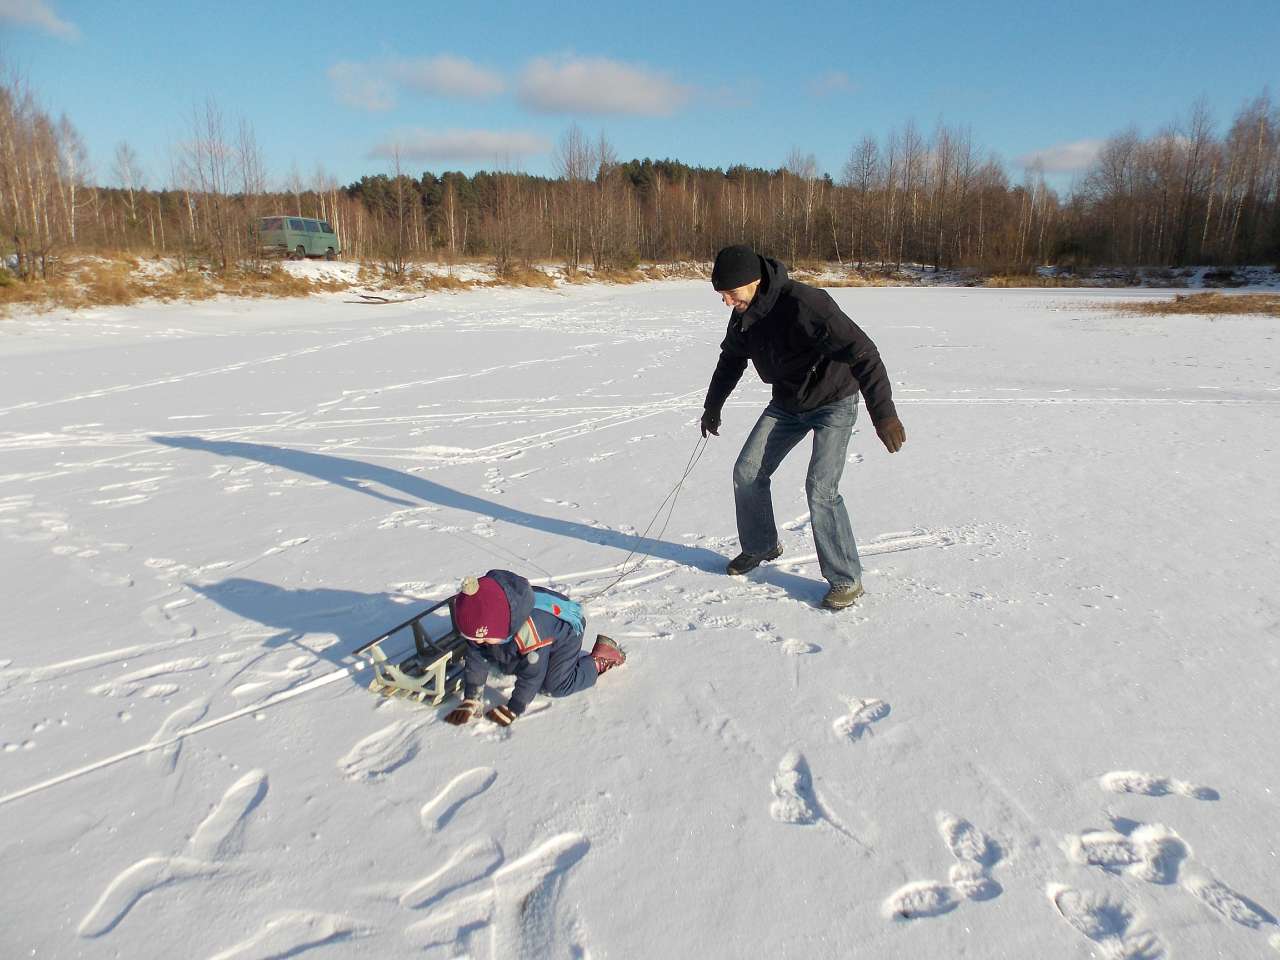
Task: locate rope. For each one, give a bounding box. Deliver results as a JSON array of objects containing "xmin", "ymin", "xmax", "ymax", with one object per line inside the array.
[{"xmin": 578, "ymin": 433, "xmax": 708, "ymax": 603}]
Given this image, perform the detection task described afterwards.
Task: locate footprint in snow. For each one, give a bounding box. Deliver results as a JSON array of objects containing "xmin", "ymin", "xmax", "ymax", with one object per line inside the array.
[
  {"xmin": 78, "ymin": 770, "xmax": 268, "ymax": 937},
  {"xmin": 1047, "ymin": 883, "xmax": 1165, "ymax": 960},
  {"xmin": 1065, "ymin": 822, "xmax": 1189, "ymax": 885},
  {"xmin": 1066, "ymin": 817, "xmax": 1278, "ymax": 936},
  {"xmin": 401, "ymin": 832, "xmax": 592, "ymax": 958},
  {"xmin": 1100, "ymin": 769, "xmax": 1219, "ymax": 801},
  {"xmin": 419, "ymin": 767, "xmax": 498, "ymax": 833},
  {"xmin": 769, "ymin": 750, "xmax": 817, "ymax": 825},
  {"xmin": 832, "ymin": 698, "xmax": 889, "ymax": 741},
  {"xmin": 883, "ymin": 812, "xmax": 1002, "ymax": 921},
  {"xmin": 207, "ymin": 911, "xmax": 367, "ymax": 960},
  {"xmin": 338, "ymin": 719, "xmax": 426, "ymax": 782}
]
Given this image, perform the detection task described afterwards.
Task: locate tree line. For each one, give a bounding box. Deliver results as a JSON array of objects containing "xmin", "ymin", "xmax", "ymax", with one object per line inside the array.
[{"xmin": 3, "ymin": 69, "xmax": 1277, "ymax": 283}]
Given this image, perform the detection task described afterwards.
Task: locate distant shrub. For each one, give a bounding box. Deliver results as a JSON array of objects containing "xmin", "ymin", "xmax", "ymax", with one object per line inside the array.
[{"xmin": 1203, "ymin": 268, "xmax": 1245, "ymax": 287}]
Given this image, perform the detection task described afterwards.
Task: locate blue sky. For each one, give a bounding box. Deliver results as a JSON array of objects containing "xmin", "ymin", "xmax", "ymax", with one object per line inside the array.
[{"xmin": 3, "ymin": 0, "xmax": 1277, "ymax": 190}]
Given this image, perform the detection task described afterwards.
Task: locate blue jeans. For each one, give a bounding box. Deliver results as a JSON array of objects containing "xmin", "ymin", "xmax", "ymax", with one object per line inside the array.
[{"xmin": 732, "ymin": 396, "xmax": 862, "ymax": 588}]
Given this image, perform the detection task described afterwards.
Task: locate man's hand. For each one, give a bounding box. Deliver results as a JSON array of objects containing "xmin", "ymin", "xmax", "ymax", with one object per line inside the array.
[
  {"xmin": 700, "ymin": 409, "xmax": 721, "ymax": 438},
  {"xmin": 875, "ymin": 416, "xmax": 906, "ymax": 453},
  {"xmin": 486, "ymin": 704, "xmax": 518, "ymax": 727},
  {"xmin": 444, "ymin": 698, "xmax": 480, "ymax": 725}
]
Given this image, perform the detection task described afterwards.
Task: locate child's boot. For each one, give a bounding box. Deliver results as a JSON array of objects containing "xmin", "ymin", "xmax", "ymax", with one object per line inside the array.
[{"xmin": 590, "ymin": 635, "xmax": 626, "ymax": 675}]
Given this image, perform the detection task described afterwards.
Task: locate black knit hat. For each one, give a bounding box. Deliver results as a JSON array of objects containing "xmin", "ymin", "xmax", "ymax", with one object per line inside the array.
[{"xmin": 711, "ymin": 245, "xmax": 762, "ymax": 291}]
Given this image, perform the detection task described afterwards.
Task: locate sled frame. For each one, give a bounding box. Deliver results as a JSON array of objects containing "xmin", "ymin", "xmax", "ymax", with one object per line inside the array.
[{"xmin": 352, "ymin": 598, "xmax": 467, "ymax": 706}]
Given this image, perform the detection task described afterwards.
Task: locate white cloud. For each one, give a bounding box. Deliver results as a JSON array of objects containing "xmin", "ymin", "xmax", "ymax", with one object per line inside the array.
[
  {"xmin": 0, "ymin": 0, "xmax": 78, "ymax": 39},
  {"xmin": 370, "ymin": 129, "xmax": 551, "ymax": 163},
  {"xmin": 328, "ymin": 61, "xmax": 395, "ymax": 112},
  {"xmin": 518, "ymin": 57, "xmax": 692, "ymax": 116},
  {"xmin": 809, "ymin": 70, "xmax": 857, "ymax": 98},
  {"xmin": 328, "ymin": 55, "xmax": 502, "ymax": 111},
  {"xmin": 389, "ymin": 56, "xmax": 504, "ymax": 99},
  {"xmin": 1016, "ymin": 139, "xmax": 1105, "ymax": 174}
]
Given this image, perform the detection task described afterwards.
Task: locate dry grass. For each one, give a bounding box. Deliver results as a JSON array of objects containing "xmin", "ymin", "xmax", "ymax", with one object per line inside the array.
[
  {"xmin": 792, "ymin": 268, "xmax": 902, "ymax": 287},
  {"xmin": 0, "ymin": 257, "xmax": 350, "ymax": 314},
  {"xmin": 1125, "ymin": 292, "xmax": 1280, "ymax": 317},
  {"xmin": 493, "ymin": 265, "xmax": 557, "ymax": 288},
  {"xmin": 646, "ymin": 262, "xmax": 708, "ymax": 281},
  {"xmin": 593, "ymin": 267, "xmax": 646, "ymax": 284},
  {"xmin": 419, "ymin": 273, "xmax": 475, "ymax": 292},
  {"xmin": 982, "ymin": 274, "xmax": 1091, "ymax": 288}
]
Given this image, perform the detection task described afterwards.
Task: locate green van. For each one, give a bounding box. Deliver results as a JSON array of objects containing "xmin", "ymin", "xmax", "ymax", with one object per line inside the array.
[{"xmin": 259, "ymin": 216, "xmax": 341, "ymax": 260}]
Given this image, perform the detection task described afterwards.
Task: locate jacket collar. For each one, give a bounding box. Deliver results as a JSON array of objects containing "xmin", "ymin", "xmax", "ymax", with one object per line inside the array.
[{"xmin": 736, "ymin": 256, "xmax": 788, "ymax": 332}]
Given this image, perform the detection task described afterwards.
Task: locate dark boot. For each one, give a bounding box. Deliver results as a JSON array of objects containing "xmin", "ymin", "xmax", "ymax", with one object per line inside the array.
[
  {"xmin": 590, "ymin": 635, "xmax": 626, "ymax": 675},
  {"xmin": 726, "ymin": 543, "xmax": 784, "ymax": 575},
  {"xmin": 821, "ymin": 582, "xmax": 865, "ymax": 610}
]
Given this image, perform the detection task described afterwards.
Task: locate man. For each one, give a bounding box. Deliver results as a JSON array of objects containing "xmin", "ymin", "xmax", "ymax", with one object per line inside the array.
[{"xmin": 700, "ymin": 245, "xmax": 906, "ymax": 610}]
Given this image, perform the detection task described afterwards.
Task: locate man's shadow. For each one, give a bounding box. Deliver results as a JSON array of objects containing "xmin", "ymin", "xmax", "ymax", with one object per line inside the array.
[{"xmin": 154, "ymin": 435, "xmax": 825, "ymax": 602}]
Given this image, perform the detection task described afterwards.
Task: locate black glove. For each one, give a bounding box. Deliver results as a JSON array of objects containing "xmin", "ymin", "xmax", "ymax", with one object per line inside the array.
[
  {"xmin": 700, "ymin": 409, "xmax": 721, "ymax": 438},
  {"xmin": 486, "ymin": 704, "xmax": 518, "ymax": 727},
  {"xmin": 444, "ymin": 698, "xmax": 480, "ymax": 725}
]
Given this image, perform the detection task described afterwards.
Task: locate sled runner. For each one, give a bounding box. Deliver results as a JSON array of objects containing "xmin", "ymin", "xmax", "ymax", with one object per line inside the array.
[{"xmin": 352, "ymin": 598, "xmax": 467, "ymax": 705}]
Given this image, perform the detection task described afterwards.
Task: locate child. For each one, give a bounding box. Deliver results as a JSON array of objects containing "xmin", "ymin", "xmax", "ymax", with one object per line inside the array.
[{"xmin": 444, "ymin": 569, "xmax": 625, "ymax": 728}]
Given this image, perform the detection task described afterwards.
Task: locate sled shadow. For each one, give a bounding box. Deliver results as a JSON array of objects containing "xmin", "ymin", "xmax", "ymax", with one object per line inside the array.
[
  {"xmin": 154, "ymin": 434, "xmax": 825, "ymax": 602},
  {"xmin": 191, "ymin": 577, "xmax": 473, "ymax": 720},
  {"xmin": 188, "ymin": 578, "xmax": 414, "ymax": 666}
]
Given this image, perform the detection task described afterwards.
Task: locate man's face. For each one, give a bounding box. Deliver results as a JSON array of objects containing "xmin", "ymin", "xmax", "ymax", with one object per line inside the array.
[{"xmin": 719, "ymin": 279, "xmax": 760, "ymax": 313}]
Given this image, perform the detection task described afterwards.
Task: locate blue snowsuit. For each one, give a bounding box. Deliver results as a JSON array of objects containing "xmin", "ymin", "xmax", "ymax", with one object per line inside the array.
[{"xmin": 460, "ymin": 569, "xmax": 596, "ymax": 716}]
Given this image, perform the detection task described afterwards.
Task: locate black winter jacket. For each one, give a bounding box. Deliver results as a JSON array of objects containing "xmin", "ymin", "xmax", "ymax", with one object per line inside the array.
[{"xmin": 703, "ymin": 256, "xmax": 898, "ymax": 424}]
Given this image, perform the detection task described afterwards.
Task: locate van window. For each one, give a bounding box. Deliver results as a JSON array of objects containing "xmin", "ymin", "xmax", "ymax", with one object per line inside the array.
[
  {"xmin": 288, "ymin": 218, "xmax": 306, "ymax": 231},
  {"xmin": 319, "ymin": 222, "xmax": 334, "ymax": 234},
  {"xmin": 261, "ymin": 217, "xmax": 284, "ymax": 231},
  {"xmin": 304, "ymin": 220, "xmax": 321, "ymax": 232}
]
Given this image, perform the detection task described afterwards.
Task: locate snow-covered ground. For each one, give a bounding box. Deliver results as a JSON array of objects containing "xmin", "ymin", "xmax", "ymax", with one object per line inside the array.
[{"xmin": 1, "ymin": 281, "xmax": 1278, "ymax": 959}]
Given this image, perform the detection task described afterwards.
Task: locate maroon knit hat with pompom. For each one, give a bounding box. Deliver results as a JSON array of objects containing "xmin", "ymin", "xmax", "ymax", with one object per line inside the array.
[{"xmin": 453, "ymin": 574, "xmax": 510, "ymax": 640}]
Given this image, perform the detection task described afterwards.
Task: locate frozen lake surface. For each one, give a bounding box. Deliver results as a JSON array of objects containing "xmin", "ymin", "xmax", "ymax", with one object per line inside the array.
[{"xmin": 2, "ymin": 281, "xmax": 1278, "ymax": 958}]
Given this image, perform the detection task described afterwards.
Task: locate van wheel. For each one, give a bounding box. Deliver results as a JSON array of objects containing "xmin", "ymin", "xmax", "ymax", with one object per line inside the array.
[
  {"xmin": 324, "ymin": 248, "xmax": 336, "ymax": 261},
  {"xmin": 294, "ymin": 245, "xmax": 306, "ymax": 260}
]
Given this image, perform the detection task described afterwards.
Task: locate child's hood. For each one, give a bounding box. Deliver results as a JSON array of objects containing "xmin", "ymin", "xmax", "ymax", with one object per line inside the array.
[{"xmin": 484, "ymin": 568, "xmax": 536, "ymax": 636}]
